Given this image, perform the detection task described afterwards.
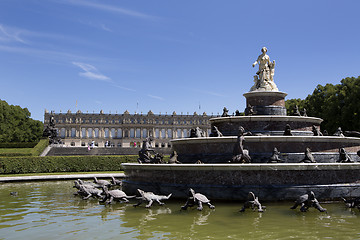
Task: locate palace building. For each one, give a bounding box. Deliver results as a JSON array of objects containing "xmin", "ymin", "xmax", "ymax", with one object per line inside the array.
[{"xmin": 44, "ymin": 109, "xmax": 213, "ymax": 151}]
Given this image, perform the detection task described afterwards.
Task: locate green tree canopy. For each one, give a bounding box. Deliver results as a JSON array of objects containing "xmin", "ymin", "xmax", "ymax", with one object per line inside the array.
[
  {"xmin": 0, "ymin": 99, "xmax": 43, "ymax": 142},
  {"xmin": 286, "ymin": 76, "xmax": 360, "ymax": 134}
]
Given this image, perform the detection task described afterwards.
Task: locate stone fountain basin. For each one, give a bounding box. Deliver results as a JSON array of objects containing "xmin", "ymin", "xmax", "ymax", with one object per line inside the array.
[
  {"xmin": 210, "ymin": 115, "xmax": 323, "ymax": 136},
  {"xmin": 171, "ymin": 136, "xmax": 360, "ymax": 163},
  {"xmin": 122, "ymin": 162, "xmax": 360, "ymax": 201}
]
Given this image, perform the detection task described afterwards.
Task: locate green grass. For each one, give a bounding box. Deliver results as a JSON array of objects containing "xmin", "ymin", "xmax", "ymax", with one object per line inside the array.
[
  {"xmin": 0, "ymin": 148, "xmax": 33, "ymax": 155},
  {"xmin": 0, "ymin": 171, "xmax": 124, "ymax": 178}
]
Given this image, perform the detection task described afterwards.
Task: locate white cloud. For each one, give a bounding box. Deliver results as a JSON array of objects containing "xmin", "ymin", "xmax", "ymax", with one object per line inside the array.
[
  {"xmin": 62, "ymin": 0, "xmax": 159, "ymax": 20},
  {"xmin": 0, "ymin": 24, "xmax": 27, "ymax": 44},
  {"xmin": 147, "ymin": 94, "xmax": 164, "ymax": 101},
  {"xmin": 72, "ymin": 61, "xmax": 111, "ymax": 82}
]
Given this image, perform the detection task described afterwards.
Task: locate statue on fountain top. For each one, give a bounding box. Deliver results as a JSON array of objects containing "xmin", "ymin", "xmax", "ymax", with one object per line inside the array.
[{"xmin": 251, "ymin": 47, "xmax": 279, "ymax": 92}]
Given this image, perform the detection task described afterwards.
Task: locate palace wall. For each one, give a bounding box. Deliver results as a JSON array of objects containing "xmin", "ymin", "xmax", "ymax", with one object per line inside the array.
[{"xmin": 44, "ymin": 110, "xmax": 213, "ymax": 153}]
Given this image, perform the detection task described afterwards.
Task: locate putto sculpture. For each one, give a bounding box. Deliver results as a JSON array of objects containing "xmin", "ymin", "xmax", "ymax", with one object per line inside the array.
[{"xmin": 251, "ymin": 47, "xmax": 278, "ymax": 91}]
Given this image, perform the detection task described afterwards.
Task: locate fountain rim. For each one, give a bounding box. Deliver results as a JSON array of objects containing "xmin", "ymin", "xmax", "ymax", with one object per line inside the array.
[
  {"xmin": 209, "ymin": 115, "xmax": 323, "ymax": 124},
  {"xmin": 243, "ymin": 90, "xmax": 288, "ymax": 98},
  {"xmin": 170, "ymin": 135, "xmax": 360, "ymax": 144},
  {"xmin": 122, "ymin": 162, "xmax": 360, "ymax": 171}
]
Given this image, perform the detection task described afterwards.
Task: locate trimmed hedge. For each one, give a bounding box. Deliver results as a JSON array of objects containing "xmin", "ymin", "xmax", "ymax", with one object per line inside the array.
[
  {"xmin": 0, "ymin": 142, "xmax": 39, "ymax": 148},
  {"xmin": 30, "ymin": 139, "xmax": 49, "ymax": 156},
  {"xmin": 0, "ymin": 139, "xmax": 49, "ymax": 157},
  {"xmin": 0, "ymin": 155, "xmax": 139, "ymax": 174}
]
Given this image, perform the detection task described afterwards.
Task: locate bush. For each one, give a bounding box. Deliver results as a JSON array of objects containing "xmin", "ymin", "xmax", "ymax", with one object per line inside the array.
[
  {"xmin": 0, "ymin": 142, "xmax": 39, "ymax": 148},
  {"xmin": 0, "ymin": 155, "xmax": 138, "ymax": 174}
]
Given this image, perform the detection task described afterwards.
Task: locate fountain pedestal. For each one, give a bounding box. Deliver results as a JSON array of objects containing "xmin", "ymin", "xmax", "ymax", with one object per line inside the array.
[{"xmin": 243, "ymin": 91, "xmax": 287, "ymax": 115}]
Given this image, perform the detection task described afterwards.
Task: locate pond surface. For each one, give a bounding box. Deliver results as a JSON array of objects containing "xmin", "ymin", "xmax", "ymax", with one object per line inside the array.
[{"xmin": 0, "ymin": 181, "xmax": 360, "ymax": 240}]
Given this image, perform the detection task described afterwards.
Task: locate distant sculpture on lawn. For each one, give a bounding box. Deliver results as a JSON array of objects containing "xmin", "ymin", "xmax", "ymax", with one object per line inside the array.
[
  {"xmin": 138, "ymin": 137, "xmax": 163, "ymax": 164},
  {"xmin": 43, "ymin": 113, "xmax": 62, "ymax": 144},
  {"xmin": 251, "ymin": 47, "xmax": 278, "ymax": 92}
]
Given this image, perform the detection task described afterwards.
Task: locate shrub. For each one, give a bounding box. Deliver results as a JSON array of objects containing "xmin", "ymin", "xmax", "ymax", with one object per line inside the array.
[{"xmin": 0, "ymin": 155, "xmax": 138, "ymax": 174}]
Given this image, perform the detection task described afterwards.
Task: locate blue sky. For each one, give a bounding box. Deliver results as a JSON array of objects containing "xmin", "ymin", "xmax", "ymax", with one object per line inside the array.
[{"xmin": 1, "ymin": 0, "xmax": 360, "ymax": 121}]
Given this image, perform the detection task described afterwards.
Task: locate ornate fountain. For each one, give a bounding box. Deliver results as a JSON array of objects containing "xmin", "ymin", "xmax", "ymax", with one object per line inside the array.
[{"xmin": 122, "ymin": 47, "xmax": 360, "ymax": 201}]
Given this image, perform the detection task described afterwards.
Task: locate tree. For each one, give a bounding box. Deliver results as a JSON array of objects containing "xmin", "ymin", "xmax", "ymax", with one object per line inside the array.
[
  {"xmin": 0, "ymin": 99, "xmax": 43, "ymax": 142},
  {"xmin": 286, "ymin": 76, "xmax": 360, "ymax": 134}
]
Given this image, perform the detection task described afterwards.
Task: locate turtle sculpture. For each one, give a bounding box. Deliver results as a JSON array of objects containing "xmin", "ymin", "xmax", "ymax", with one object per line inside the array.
[
  {"xmin": 110, "ymin": 176, "xmax": 122, "ymax": 186},
  {"xmin": 133, "ymin": 189, "xmax": 172, "ymax": 208},
  {"xmin": 181, "ymin": 188, "xmax": 215, "ymax": 211},
  {"xmin": 240, "ymin": 192, "xmax": 265, "ymax": 212},
  {"xmin": 75, "ymin": 179, "xmax": 101, "ymax": 189},
  {"xmin": 77, "ymin": 185, "xmax": 104, "ymax": 200},
  {"xmin": 93, "ymin": 177, "xmax": 112, "ymax": 187},
  {"xmin": 100, "ymin": 186, "xmax": 135, "ymax": 204},
  {"xmin": 290, "ymin": 191, "xmax": 326, "ymax": 212},
  {"xmin": 342, "ymin": 197, "xmax": 360, "ymax": 210}
]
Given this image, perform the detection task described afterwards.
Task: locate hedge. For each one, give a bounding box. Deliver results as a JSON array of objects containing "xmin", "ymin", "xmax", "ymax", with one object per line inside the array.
[
  {"xmin": 0, "ymin": 142, "xmax": 39, "ymax": 148},
  {"xmin": 0, "ymin": 139, "xmax": 49, "ymax": 157},
  {"xmin": 0, "ymin": 155, "xmax": 139, "ymax": 174}
]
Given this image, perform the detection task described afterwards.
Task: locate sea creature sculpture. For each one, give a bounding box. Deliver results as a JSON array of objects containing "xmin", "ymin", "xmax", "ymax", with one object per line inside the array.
[
  {"xmin": 181, "ymin": 188, "xmax": 215, "ymax": 211},
  {"xmin": 292, "ymin": 105, "xmax": 301, "ymax": 116},
  {"xmin": 221, "ymin": 107, "xmax": 229, "ymax": 117},
  {"xmin": 168, "ymin": 151, "xmax": 181, "ymax": 164},
  {"xmin": 283, "ymin": 124, "xmax": 293, "ymax": 136},
  {"xmin": 110, "ymin": 176, "xmax": 122, "ymax": 186},
  {"xmin": 268, "ymin": 147, "xmax": 283, "ymax": 163},
  {"xmin": 240, "ymin": 192, "xmax": 265, "ymax": 212},
  {"xmin": 100, "ymin": 186, "xmax": 135, "ymax": 204},
  {"xmin": 190, "ymin": 127, "xmax": 205, "ymax": 138},
  {"xmin": 338, "ymin": 148, "xmax": 354, "ymax": 163},
  {"xmin": 300, "ymin": 148, "xmax": 316, "ymax": 163},
  {"xmin": 209, "ymin": 126, "xmax": 223, "ymax": 137},
  {"xmin": 342, "ymin": 197, "xmax": 360, "ymax": 209},
  {"xmin": 312, "ymin": 125, "xmax": 323, "ymax": 136},
  {"xmin": 77, "ymin": 185, "xmax": 104, "ymax": 200},
  {"xmin": 93, "ymin": 177, "xmax": 112, "ymax": 187},
  {"xmin": 133, "ymin": 189, "xmax": 172, "ymax": 208},
  {"xmin": 290, "ymin": 191, "xmax": 326, "ymax": 212},
  {"xmin": 333, "ymin": 127, "xmax": 345, "ymax": 137}
]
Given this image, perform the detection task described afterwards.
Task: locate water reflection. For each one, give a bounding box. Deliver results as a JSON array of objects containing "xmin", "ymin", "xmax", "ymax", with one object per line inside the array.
[{"xmin": 1, "ymin": 181, "xmax": 360, "ymax": 239}]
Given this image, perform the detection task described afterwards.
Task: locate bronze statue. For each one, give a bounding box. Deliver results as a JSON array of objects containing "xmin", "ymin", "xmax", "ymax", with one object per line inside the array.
[
  {"xmin": 231, "ymin": 126, "xmax": 251, "ymax": 163},
  {"xmin": 138, "ymin": 137, "xmax": 163, "ymax": 164}
]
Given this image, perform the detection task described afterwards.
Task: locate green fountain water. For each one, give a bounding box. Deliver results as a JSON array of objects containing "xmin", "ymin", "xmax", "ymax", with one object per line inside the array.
[{"xmin": 0, "ymin": 181, "xmax": 359, "ymax": 239}]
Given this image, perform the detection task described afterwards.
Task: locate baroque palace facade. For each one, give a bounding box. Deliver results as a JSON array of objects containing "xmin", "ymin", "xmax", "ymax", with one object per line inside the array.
[{"xmin": 44, "ymin": 109, "xmax": 213, "ymax": 149}]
